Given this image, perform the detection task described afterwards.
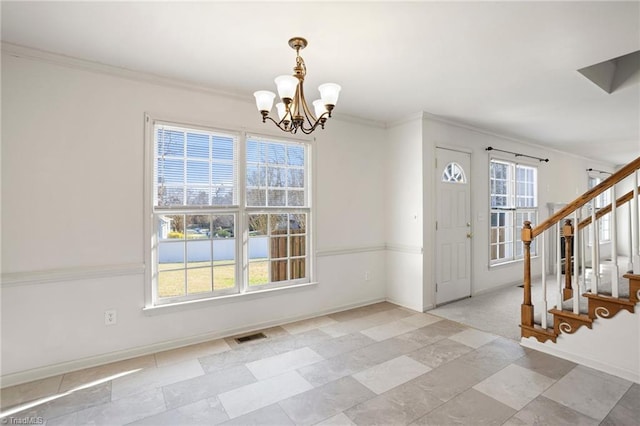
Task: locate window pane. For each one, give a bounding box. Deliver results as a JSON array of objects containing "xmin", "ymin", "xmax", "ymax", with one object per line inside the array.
[
  {"xmin": 212, "ymin": 214, "xmax": 236, "ymax": 285},
  {"xmin": 246, "ymin": 140, "xmax": 266, "ymax": 163},
  {"xmin": 268, "ymin": 144, "xmax": 286, "ymax": 164},
  {"xmin": 288, "ymin": 169, "xmax": 304, "ymax": 187},
  {"xmin": 160, "ymin": 214, "xmax": 185, "ymax": 238},
  {"xmin": 249, "ymin": 261, "xmax": 268, "ymax": 286},
  {"xmin": 186, "ymin": 188, "xmax": 210, "ymax": 205},
  {"xmin": 246, "ymin": 138, "xmax": 307, "ymax": 208},
  {"xmin": 159, "ymin": 159, "xmax": 184, "ymax": 184},
  {"xmin": 155, "ymin": 125, "xmax": 237, "ymax": 208},
  {"xmin": 267, "ymin": 189, "xmax": 286, "ymax": 206},
  {"xmin": 270, "ymin": 214, "xmax": 288, "ymax": 234},
  {"xmin": 271, "ymin": 260, "xmax": 288, "ymax": 282},
  {"xmin": 212, "ymin": 187, "xmax": 234, "ymax": 206},
  {"xmin": 288, "ymin": 190, "xmax": 305, "ymax": 206},
  {"xmin": 156, "ymin": 213, "xmax": 236, "ymax": 295},
  {"xmin": 160, "ymin": 187, "xmax": 184, "ymax": 206},
  {"xmin": 212, "ymin": 136, "xmax": 234, "ymax": 160},
  {"xmin": 290, "ymin": 213, "xmax": 306, "ymax": 234},
  {"xmin": 187, "ymin": 268, "xmax": 212, "ymax": 294},
  {"xmin": 185, "ymin": 215, "xmax": 209, "ymax": 237},
  {"xmin": 247, "ymin": 189, "xmax": 266, "ymax": 206},
  {"xmin": 249, "ymin": 214, "xmax": 268, "ymax": 236},
  {"xmin": 212, "ymin": 163, "xmax": 233, "ymax": 185},
  {"xmin": 157, "ymin": 129, "xmax": 184, "ymax": 157},
  {"xmin": 288, "ymin": 145, "xmax": 304, "ymax": 166},
  {"xmin": 271, "ymin": 237, "xmax": 287, "ymax": 258},
  {"xmin": 158, "ymin": 269, "xmax": 185, "ymax": 298},
  {"xmin": 291, "ymin": 259, "xmax": 305, "ymax": 279},
  {"xmin": 187, "ymin": 160, "xmax": 209, "ymax": 185},
  {"xmin": 290, "ymin": 236, "xmax": 306, "ymax": 256},
  {"xmin": 212, "ymin": 214, "xmax": 234, "ymax": 239},
  {"xmin": 247, "ymin": 165, "xmax": 266, "ymax": 187},
  {"xmin": 186, "ymin": 133, "xmax": 209, "ymax": 158},
  {"xmin": 214, "ymin": 266, "xmax": 235, "ymax": 290},
  {"xmin": 267, "ymin": 167, "xmax": 286, "ymax": 187},
  {"xmin": 442, "ymin": 162, "xmax": 466, "ymax": 183},
  {"xmin": 158, "ymin": 241, "xmax": 184, "ymax": 270}
]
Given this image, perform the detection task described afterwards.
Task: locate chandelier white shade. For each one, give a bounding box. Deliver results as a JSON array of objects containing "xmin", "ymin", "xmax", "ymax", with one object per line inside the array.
[{"xmin": 253, "ymin": 37, "xmax": 341, "ymax": 135}]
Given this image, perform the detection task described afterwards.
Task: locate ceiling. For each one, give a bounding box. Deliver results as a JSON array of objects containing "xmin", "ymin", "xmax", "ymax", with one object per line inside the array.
[{"xmin": 2, "ymin": 1, "xmax": 639, "ymax": 165}]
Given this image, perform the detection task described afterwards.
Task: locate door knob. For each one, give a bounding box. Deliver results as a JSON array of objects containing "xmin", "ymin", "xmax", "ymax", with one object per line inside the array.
[{"xmin": 467, "ymin": 233, "xmax": 473, "ymax": 238}]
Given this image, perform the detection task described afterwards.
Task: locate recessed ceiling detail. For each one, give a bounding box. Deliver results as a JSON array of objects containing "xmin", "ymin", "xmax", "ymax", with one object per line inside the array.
[{"xmin": 578, "ymin": 50, "xmax": 640, "ymax": 94}]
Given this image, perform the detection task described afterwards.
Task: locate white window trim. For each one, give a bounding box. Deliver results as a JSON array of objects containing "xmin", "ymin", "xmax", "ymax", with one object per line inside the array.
[
  {"xmin": 143, "ymin": 114, "xmax": 316, "ymax": 312},
  {"xmin": 488, "ymin": 156, "xmax": 539, "ymax": 267}
]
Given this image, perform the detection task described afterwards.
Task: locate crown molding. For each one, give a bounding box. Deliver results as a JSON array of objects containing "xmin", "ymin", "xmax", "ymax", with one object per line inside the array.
[
  {"xmin": 334, "ymin": 113, "xmax": 386, "ymax": 129},
  {"xmin": 1, "ymin": 42, "xmax": 250, "ymax": 102},
  {"xmin": 421, "ymin": 111, "xmax": 619, "ymax": 167},
  {"xmin": 2, "ymin": 42, "xmax": 382, "ymax": 130},
  {"xmin": 386, "ymin": 112, "xmax": 426, "ymax": 129}
]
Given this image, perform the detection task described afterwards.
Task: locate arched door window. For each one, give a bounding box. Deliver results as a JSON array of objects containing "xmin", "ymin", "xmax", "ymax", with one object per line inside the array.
[{"xmin": 442, "ymin": 162, "xmax": 467, "ymax": 184}]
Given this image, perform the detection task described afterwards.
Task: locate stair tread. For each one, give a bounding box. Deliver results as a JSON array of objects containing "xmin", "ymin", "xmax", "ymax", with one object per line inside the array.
[{"xmin": 532, "ymin": 273, "xmax": 634, "ymax": 327}]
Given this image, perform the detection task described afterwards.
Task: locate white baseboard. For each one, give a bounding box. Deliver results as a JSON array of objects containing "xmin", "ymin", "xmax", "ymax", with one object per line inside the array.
[
  {"xmin": 1, "ymin": 297, "xmax": 386, "ymax": 388},
  {"xmin": 385, "ymin": 297, "xmax": 422, "ymax": 313}
]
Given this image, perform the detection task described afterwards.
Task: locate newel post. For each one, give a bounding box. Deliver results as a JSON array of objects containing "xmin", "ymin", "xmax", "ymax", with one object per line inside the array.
[
  {"xmin": 521, "ymin": 221, "xmax": 534, "ymax": 327},
  {"xmin": 563, "ymin": 219, "xmax": 574, "ymax": 300}
]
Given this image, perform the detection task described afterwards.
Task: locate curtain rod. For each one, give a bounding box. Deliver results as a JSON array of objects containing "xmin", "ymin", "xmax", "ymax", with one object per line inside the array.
[
  {"xmin": 485, "ymin": 146, "xmax": 549, "ymax": 163},
  {"xmin": 586, "ymin": 168, "xmax": 612, "ymax": 175}
]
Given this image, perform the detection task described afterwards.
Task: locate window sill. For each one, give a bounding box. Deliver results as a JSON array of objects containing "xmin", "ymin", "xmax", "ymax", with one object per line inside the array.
[{"xmin": 143, "ymin": 281, "xmax": 318, "ymax": 316}]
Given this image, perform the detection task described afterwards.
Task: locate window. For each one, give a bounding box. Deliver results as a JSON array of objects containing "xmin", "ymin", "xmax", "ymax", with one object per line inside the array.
[
  {"xmin": 245, "ymin": 136, "xmax": 310, "ymax": 288},
  {"xmin": 442, "ymin": 162, "xmax": 466, "ymax": 183},
  {"xmin": 148, "ymin": 119, "xmax": 311, "ymax": 306},
  {"xmin": 490, "ymin": 159, "xmax": 538, "ymax": 265},
  {"xmin": 587, "ymin": 176, "xmax": 611, "ymax": 243}
]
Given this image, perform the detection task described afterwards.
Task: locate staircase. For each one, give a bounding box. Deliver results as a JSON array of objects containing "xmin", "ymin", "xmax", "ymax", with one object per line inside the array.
[{"xmin": 520, "ymin": 156, "xmax": 640, "ymax": 348}]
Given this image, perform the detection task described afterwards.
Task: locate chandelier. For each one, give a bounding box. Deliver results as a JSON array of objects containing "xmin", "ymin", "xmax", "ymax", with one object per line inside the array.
[{"xmin": 253, "ymin": 37, "xmax": 341, "ymax": 135}]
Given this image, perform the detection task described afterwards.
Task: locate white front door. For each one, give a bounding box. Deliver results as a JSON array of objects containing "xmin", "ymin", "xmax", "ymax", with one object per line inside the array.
[{"xmin": 436, "ymin": 148, "xmax": 472, "ymax": 305}]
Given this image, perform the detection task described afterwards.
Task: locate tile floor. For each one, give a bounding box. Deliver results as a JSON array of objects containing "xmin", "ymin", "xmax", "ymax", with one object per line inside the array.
[{"xmin": 1, "ymin": 302, "xmax": 638, "ymax": 425}]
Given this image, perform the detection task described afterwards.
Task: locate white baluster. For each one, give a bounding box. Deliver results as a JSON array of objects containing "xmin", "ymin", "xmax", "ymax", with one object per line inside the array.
[
  {"xmin": 580, "ymin": 207, "xmax": 587, "ymax": 293},
  {"xmin": 556, "ymin": 222, "xmax": 562, "ymax": 309},
  {"xmin": 611, "ymin": 185, "xmax": 619, "ymax": 297},
  {"xmin": 573, "ymin": 211, "xmax": 580, "ymax": 314},
  {"xmin": 541, "ymin": 232, "xmax": 547, "ymax": 329},
  {"xmin": 633, "ymin": 171, "xmax": 639, "ymax": 274},
  {"xmin": 591, "ymin": 201, "xmax": 599, "ymax": 294}
]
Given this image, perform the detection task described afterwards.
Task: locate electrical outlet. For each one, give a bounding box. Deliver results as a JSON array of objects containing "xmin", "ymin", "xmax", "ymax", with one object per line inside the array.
[
  {"xmin": 364, "ymin": 271, "xmax": 371, "ymax": 281},
  {"xmin": 105, "ymin": 310, "xmax": 117, "ymax": 326}
]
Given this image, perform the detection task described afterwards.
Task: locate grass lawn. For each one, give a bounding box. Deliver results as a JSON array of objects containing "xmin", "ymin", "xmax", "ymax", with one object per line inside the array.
[{"xmin": 158, "ymin": 260, "xmax": 269, "ymax": 298}]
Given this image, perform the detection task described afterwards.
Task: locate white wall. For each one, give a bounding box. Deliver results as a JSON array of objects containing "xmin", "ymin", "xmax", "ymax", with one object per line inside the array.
[
  {"xmin": 522, "ymin": 309, "xmax": 640, "ymax": 383},
  {"xmin": 421, "ymin": 115, "xmax": 618, "ymax": 296},
  {"xmin": 2, "ymin": 46, "xmax": 631, "ymax": 384},
  {"xmin": 385, "ymin": 118, "xmax": 424, "ymax": 311},
  {"xmin": 1, "ymin": 50, "xmax": 387, "ymax": 381}
]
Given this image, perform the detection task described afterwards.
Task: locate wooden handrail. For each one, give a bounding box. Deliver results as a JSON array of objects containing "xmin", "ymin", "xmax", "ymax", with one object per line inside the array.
[
  {"xmin": 532, "ymin": 156, "xmax": 640, "ymax": 238},
  {"xmin": 521, "ymin": 155, "xmax": 640, "ymax": 341},
  {"xmin": 578, "ymin": 185, "xmax": 640, "ymax": 230}
]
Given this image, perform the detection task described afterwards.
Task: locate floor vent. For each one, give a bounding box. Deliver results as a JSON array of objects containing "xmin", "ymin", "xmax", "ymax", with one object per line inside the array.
[{"xmin": 234, "ymin": 332, "xmax": 267, "ymax": 344}]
